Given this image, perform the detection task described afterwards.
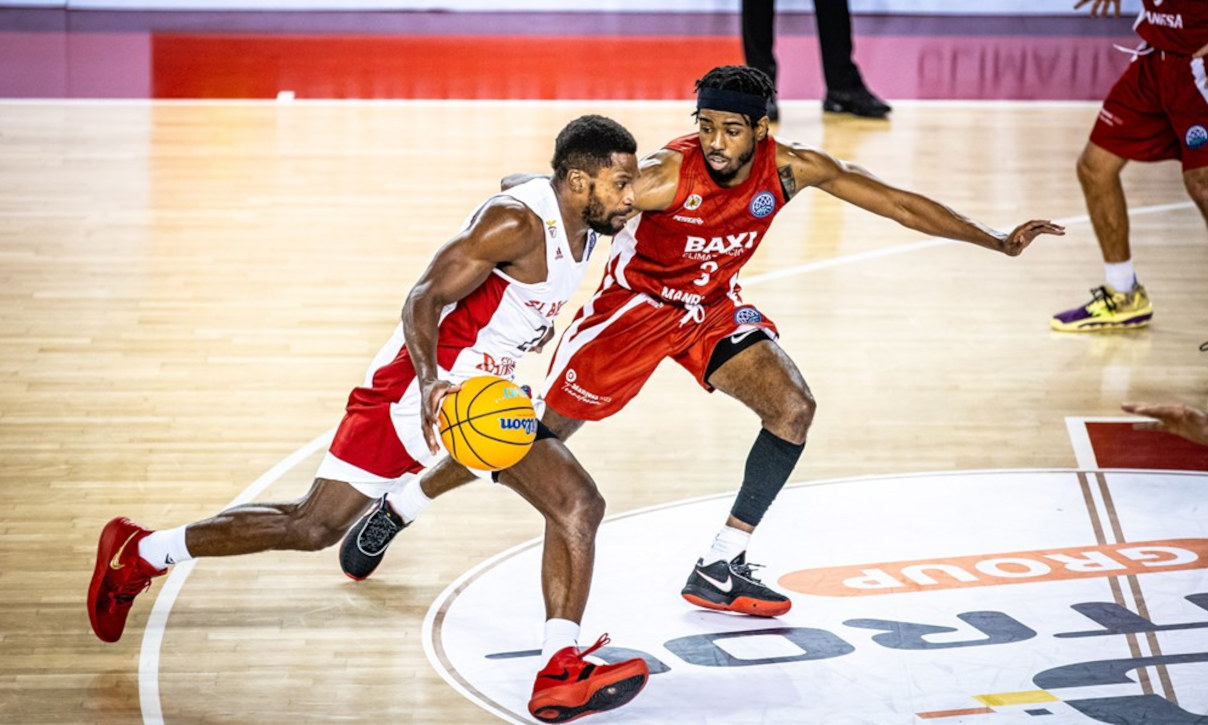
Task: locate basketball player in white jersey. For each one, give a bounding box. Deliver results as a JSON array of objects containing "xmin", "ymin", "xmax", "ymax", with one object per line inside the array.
[
  {"xmin": 88, "ymin": 115, "xmax": 651, "ymax": 723},
  {"xmin": 340, "ymin": 66, "xmax": 1064, "ymax": 621}
]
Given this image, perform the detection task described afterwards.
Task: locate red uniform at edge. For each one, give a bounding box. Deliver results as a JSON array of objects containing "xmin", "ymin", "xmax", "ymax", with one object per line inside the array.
[
  {"xmin": 542, "ymin": 133, "xmax": 787, "ymax": 421},
  {"xmin": 1092, "ymin": 0, "xmax": 1208, "ymax": 169}
]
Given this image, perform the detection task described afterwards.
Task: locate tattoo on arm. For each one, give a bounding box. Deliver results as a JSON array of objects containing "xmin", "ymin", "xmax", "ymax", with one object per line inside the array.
[{"xmin": 778, "ymin": 165, "xmax": 797, "ymax": 201}]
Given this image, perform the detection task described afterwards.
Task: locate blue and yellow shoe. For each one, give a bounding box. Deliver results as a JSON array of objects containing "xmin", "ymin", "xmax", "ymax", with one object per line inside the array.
[{"xmin": 1051, "ymin": 284, "xmax": 1152, "ymax": 332}]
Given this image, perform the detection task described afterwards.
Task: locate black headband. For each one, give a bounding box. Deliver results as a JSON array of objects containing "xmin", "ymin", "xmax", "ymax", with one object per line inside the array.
[{"xmin": 696, "ymin": 87, "xmax": 767, "ymax": 120}]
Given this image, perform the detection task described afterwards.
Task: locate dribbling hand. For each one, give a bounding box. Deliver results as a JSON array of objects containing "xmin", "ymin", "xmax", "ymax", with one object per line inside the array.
[
  {"xmin": 999, "ymin": 220, "xmax": 1065, "ymax": 256},
  {"xmin": 420, "ymin": 378, "xmax": 461, "ymax": 455}
]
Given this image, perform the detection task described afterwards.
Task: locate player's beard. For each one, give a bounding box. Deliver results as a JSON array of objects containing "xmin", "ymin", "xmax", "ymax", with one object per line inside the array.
[
  {"xmin": 705, "ymin": 140, "xmax": 756, "ymax": 185},
  {"xmin": 583, "ymin": 182, "xmax": 628, "ymax": 235}
]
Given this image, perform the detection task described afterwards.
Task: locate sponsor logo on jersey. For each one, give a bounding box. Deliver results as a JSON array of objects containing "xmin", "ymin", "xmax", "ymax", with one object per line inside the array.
[
  {"xmin": 554, "ymin": 247, "xmax": 564, "ymax": 260},
  {"xmin": 684, "ymin": 194, "xmax": 703, "ymax": 210},
  {"xmin": 660, "ymin": 286, "xmax": 704, "ymax": 305},
  {"xmin": 586, "ymin": 231, "xmax": 598, "ymax": 260},
  {"xmin": 545, "ymin": 220, "xmax": 558, "ymax": 238},
  {"xmin": 475, "ymin": 353, "xmax": 516, "ymax": 377},
  {"xmin": 559, "ymin": 378, "xmax": 612, "ymax": 406},
  {"xmin": 565, "ymin": 368, "xmax": 577, "ymax": 383},
  {"xmin": 1145, "ymin": 9, "xmax": 1183, "ymax": 28},
  {"xmin": 683, "ymin": 231, "xmax": 759, "ymax": 256},
  {"xmin": 673, "ymin": 215, "xmax": 705, "ymax": 225},
  {"xmin": 1187, "ymin": 125, "xmax": 1208, "ymax": 150},
  {"xmin": 749, "ymin": 191, "xmax": 776, "ymax": 218},
  {"xmin": 734, "ymin": 305, "xmax": 763, "ymax": 325},
  {"xmin": 499, "ymin": 417, "xmax": 538, "ymax": 435}
]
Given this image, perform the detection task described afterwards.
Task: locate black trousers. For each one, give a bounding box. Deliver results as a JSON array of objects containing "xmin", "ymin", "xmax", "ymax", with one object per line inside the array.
[{"xmin": 741, "ymin": 0, "xmax": 864, "ymax": 93}]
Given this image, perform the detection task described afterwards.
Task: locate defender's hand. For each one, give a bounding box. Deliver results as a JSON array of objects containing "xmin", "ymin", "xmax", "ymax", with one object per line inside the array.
[
  {"xmin": 1122, "ymin": 403, "xmax": 1208, "ymax": 446},
  {"xmin": 1000, "ymin": 220, "xmax": 1065, "ymax": 256}
]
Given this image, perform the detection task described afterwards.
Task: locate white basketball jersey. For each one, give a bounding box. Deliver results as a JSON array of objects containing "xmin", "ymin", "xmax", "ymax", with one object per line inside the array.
[{"xmin": 436, "ymin": 178, "xmax": 597, "ymax": 383}]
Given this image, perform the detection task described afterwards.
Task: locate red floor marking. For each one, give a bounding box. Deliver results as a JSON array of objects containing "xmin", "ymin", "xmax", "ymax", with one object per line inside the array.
[{"xmin": 1087, "ymin": 422, "xmax": 1208, "ymax": 471}]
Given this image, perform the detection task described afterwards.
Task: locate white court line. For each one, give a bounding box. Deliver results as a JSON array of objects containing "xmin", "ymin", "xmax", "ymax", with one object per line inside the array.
[
  {"xmin": 1065, "ymin": 416, "xmax": 1101, "ymax": 470},
  {"xmin": 138, "ymin": 428, "xmax": 334, "ymax": 725},
  {"xmin": 136, "ymin": 197, "xmax": 1195, "ymax": 723}
]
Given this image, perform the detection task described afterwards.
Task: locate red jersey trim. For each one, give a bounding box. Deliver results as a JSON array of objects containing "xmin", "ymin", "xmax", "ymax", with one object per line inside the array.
[{"xmin": 435, "ymin": 272, "xmax": 510, "ymax": 371}]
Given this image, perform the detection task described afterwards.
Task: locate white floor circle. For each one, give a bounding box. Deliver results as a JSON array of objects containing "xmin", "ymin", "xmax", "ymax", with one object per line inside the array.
[{"xmin": 424, "ymin": 469, "xmax": 1208, "ymax": 724}]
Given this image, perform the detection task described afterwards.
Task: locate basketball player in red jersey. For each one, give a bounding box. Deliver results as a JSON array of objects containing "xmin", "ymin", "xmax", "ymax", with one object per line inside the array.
[
  {"xmin": 87, "ymin": 116, "xmax": 651, "ymax": 723},
  {"xmin": 1052, "ymin": 0, "xmax": 1208, "ymax": 331},
  {"xmin": 340, "ymin": 66, "xmax": 1063, "ymax": 618}
]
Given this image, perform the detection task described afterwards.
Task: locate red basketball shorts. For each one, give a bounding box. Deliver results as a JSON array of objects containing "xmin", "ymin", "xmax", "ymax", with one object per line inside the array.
[
  {"xmin": 1091, "ymin": 49, "xmax": 1208, "ymax": 171},
  {"xmin": 317, "ymin": 325, "xmax": 472, "ymax": 498},
  {"xmin": 541, "ymin": 281, "xmax": 777, "ymax": 422}
]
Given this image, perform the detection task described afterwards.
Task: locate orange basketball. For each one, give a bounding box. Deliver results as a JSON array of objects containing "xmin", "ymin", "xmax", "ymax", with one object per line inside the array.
[{"xmin": 438, "ymin": 375, "xmax": 537, "ymax": 471}]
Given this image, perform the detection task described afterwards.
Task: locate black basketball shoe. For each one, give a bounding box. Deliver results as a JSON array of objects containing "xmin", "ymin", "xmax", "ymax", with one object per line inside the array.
[
  {"xmin": 339, "ymin": 495, "xmax": 408, "ymax": 581},
  {"xmin": 681, "ymin": 552, "xmax": 792, "ymax": 617}
]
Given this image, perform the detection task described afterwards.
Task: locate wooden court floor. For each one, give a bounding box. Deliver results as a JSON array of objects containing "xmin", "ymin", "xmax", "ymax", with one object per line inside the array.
[{"xmin": 1, "ymin": 99, "xmax": 1205, "ymax": 724}]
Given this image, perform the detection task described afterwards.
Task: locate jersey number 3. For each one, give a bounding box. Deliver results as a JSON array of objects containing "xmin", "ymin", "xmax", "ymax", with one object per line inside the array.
[{"xmin": 693, "ymin": 261, "xmax": 718, "ymax": 286}]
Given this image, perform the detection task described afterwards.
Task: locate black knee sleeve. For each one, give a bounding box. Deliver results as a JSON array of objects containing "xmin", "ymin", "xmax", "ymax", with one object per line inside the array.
[{"xmin": 730, "ymin": 428, "xmax": 805, "ymax": 527}]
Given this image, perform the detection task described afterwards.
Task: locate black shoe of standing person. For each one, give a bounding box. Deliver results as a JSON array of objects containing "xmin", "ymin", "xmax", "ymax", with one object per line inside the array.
[{"xmin": 823, "ymin": 88, "xmax": 892, "ymax": 118}]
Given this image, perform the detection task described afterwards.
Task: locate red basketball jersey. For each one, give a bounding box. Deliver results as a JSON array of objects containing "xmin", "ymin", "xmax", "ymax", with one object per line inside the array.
[
  {"xmin": 604, "ymin": 133, "xmax": 787, "ymax": 307},
  {"xmin": 1135, "ymin": 0, "xmax": 1208, "ymax": 56}
]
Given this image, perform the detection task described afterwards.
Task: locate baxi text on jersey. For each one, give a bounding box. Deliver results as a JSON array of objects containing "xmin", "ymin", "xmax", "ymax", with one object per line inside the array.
[
  {"xmin": 683, "ymin": 231, "xmax": 759, "ymax": 256},
  {"xmin": 1146, "ymin": 10, "xmax": 1183, "ymax": 28}
]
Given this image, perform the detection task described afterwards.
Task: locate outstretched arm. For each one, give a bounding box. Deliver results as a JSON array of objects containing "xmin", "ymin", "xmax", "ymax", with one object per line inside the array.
[
  {"xmin": 1121, "ymin": 403, "xmax": 1208, "ymax": 446},
  {"xmin": 779, "ymin": 142, "xmax": 1064, "ymax": 255},
  {"xmin": 403, "ymin": 199, "xmax": 542, "ymax": 453}
]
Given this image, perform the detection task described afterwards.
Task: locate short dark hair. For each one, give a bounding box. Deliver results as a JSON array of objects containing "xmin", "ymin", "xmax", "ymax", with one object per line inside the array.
[
  {"xmin": 551, "ymin": 115, "xmax": 637, "ymax": 182},
  {"xmin": 694, "ymin": 65, "xmax": 776, "ymax": 126}
]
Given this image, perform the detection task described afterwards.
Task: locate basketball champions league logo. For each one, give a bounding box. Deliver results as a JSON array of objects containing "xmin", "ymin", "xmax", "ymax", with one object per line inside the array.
[{"xmin": 427, "ymin": 469, "xmax": 1208, "ymax": 723}]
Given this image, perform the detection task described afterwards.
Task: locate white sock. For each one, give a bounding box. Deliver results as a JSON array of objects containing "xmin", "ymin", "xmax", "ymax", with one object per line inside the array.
[
  {"xmin": 704, "ymin": 525, "xmax": 751, "ymax": 564},
  {"xmin": 138, "ymin": 525, "xmax": 192, "ymax": 571},
  {"xmin": 1105, "ymin": 260, "xmax": 1136, "ymax": 293},
  {"xmin": 386, "ymin": 477, "xmax": 432, "ymax": 524},
  {"xmin": 541, "ymin": 618, "xmax": 580, "ymax": 661}
]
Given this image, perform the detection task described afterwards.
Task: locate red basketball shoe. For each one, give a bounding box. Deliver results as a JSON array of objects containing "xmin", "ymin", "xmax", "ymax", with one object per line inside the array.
[
  {"xmin": 528, "ymin": 634, "xmax": 649, "ymax": 723},
  {"xmin": 88, "ymin": 517, "xmax": 164, "ymax": 643}
]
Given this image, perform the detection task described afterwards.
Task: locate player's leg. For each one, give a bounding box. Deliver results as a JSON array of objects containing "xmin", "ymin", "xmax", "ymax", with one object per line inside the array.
[
  {"xmin": 741, "ymin": 0, "xmax": 779, "ymax": 120},
  {"xmin": 1076, "ymin": 140, "xmax": 1132, "ymax": 266},
  {"xmin": 1053, "ymin": 57, "xmax": 1166, "ymax": 332},
  {"xmin": 88, "ymin": 477, "xmax": 373, "ymax": 643},
  {"xmin": 677, "ymin": 334, "xmax": 812, "ymax": 617},
  {"xmin": 337, "ymin": 407, "xmax": 590, "ymax": 581},
  {"xmin": 1183, "ymin": 164, "xmax": 1208, "ymax": 223},
  {"xmin": 816, "ymin": 0, "xmax": 891, "ymax": 118},
  {"xmin": 497, "ymin": 438, "xmax": 648, "ymax": 722}
]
